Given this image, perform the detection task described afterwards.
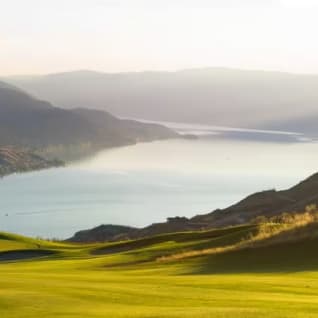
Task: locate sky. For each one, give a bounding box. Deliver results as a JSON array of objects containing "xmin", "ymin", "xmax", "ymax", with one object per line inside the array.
[{"xmin": 1, "ymin": 0, "xmax": 318, "ymax": 75}]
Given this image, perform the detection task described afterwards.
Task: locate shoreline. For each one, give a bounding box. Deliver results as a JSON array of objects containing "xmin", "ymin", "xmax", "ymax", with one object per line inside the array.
[{"xmin": 0, "ymin": 135, "xmax": 181, "ymax": 179}]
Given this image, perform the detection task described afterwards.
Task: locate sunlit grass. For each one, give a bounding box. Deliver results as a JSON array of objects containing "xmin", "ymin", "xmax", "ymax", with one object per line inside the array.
[{"xmin": 2, "ymin": 216, "xmax": 318, "ymax": 318}]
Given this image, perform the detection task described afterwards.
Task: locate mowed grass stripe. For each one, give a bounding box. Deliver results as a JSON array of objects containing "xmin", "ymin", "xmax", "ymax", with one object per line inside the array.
[{"xmin": 2, "ymin": 223, "xmax": 318, "ymax": 317}]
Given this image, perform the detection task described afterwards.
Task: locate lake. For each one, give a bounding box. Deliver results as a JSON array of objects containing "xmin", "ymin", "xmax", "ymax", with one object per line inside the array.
[{"xmin": 1, "ymin": 122, "xmax": 318, "ymax": 239}]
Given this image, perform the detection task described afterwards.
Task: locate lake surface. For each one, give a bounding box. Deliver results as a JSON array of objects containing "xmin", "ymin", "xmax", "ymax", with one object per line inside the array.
[{"xmin": 1, "ymin": 123, "xmax": 318, "ymax": 239}]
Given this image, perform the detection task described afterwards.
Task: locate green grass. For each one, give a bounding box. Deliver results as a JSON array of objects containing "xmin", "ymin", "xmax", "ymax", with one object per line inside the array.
[{"xmin": 1, "ymin": 225, "xmax": 318, "ymax": 317}]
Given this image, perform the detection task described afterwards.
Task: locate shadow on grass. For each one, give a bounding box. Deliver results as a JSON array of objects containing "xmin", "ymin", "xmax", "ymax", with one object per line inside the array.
[
  {"xmin": 188, "ymin": 237, "xmax": 318, "ymax": 275},
  {"xmin": 92, "ymin": 225, "xmax": 257, "ymax": 255},
  {"xmin": 0, "ymin": 249, "xmax": 57, "ymax": 262}
]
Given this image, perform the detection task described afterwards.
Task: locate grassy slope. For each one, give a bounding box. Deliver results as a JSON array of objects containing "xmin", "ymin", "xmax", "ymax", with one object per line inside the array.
[{"xmin": 1, "ymin": 226, "xmax": 318, "ymax": 318}]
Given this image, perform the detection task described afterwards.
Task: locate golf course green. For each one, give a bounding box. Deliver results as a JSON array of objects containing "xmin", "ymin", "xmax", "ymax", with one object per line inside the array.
[{"xmin": 2, "ymin": 223, "xmax": 318, "ymax": 318}]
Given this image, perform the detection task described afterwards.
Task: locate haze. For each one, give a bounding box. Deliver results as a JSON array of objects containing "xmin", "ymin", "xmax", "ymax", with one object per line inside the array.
[{"xmin": 1, "ymin": 0, "xmax": 318, "ymax": 75}]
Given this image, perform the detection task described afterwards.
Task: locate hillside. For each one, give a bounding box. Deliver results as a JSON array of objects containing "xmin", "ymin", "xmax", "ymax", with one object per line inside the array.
[
  {"xmin": 0, "ymin": 146, "xmax": 63, "ymax": 177},
  {"xmin": 68, "ymin": 172, "xmax": 318, "ymax": 242},
  {"xmin": 193, "ymin": 172, "xmax": 318, "ymax": 226},
  {"xmin": 2, "ymin": 215, "xmax": 318, "ymax": 317},
  {"xmin": 0, "ymin": 81, "xmax": 177, "ymax": 160},
  {"xmin": 6, "ymin": 68, "xmax": 318, "ymax": 134}
]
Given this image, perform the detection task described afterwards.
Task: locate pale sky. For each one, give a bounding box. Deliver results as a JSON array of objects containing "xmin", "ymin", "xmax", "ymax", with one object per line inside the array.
[{"xmin": 1, "ymin": 0, "xmax": 318, "ymax": 75}]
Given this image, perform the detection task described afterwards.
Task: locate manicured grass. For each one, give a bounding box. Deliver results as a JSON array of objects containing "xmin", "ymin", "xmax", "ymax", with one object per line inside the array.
[{"xmin": 1, "ymin": 226, "xmax": 318, "ymax": 318}]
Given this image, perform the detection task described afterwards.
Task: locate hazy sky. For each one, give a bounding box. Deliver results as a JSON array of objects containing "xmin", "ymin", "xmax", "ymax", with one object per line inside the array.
[{"xmin": 1, "ymin": 0, "xmax": 318, "ymax": 75}]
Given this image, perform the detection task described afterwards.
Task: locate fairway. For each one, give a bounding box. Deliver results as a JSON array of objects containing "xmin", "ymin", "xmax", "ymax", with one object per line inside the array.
[{"xmin": 2, "ymin": 226, "xmax": 318, "ymax": 318}]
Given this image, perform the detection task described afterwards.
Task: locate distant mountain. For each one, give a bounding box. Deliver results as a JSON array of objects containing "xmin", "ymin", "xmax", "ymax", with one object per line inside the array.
[
  {"xmin": 0, "ymin": 81, "xmax": 177, "ymax": 160},
  {"xmin": 67, "ymin": 172, "xmax": 318, "ymax": 242},
  {"xmin": 265, "ymin": 115, "xmax": 318, "ymax": 139},
  {"xmin": 5, "ymin": 68, "xmax": 318, "ymax": 132}
]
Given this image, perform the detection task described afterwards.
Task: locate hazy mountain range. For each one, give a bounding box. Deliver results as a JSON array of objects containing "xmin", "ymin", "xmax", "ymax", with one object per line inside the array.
[
  {"xmin": 0, "ymin": 81, "xmax": 177, "ymax": 160},
  {"xmin": 5, "ymin": 68, "xmax": 318, "ymax": 135}
]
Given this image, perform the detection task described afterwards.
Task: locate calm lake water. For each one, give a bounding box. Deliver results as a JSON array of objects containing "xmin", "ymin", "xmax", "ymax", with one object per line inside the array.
[{"xmin": 1, "ymin": 123, "xmax": 318, "ymax": 239}]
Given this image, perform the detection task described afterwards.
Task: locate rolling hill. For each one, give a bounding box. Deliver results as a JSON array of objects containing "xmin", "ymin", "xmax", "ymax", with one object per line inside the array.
[
  {"xmin": 6, "ymin": 68, "xmax": 318, "ymax": 134},
  {"xmin": 193, "ymin": 172, "xmax": 318, "ymax": 226},
  {"xmin": 1, "ymin": 213, "xmax": 318, "ymax": 318},
  {"xmin": 68, "ymin": 172, "xmax": 318, "ymax": 242}
]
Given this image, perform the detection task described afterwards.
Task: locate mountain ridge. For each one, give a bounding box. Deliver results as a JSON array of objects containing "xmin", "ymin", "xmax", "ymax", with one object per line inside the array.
[
  {"xmin": 0, "ymin": 81, "xmax": 177, "ymax": 161},
  {"xmin": 5, "ymin": 67, "xmax": 318, "ymax": 134}
]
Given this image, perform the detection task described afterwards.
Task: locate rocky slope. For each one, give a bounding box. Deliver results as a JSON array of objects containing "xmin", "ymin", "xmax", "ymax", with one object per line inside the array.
[
  {"xmin": 67, "ymin": 172, "xmax": 318, "ymax": 242},
  {"xmin": 0, "ymin": 147, "xmax": 63, "ymax": 177}
]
